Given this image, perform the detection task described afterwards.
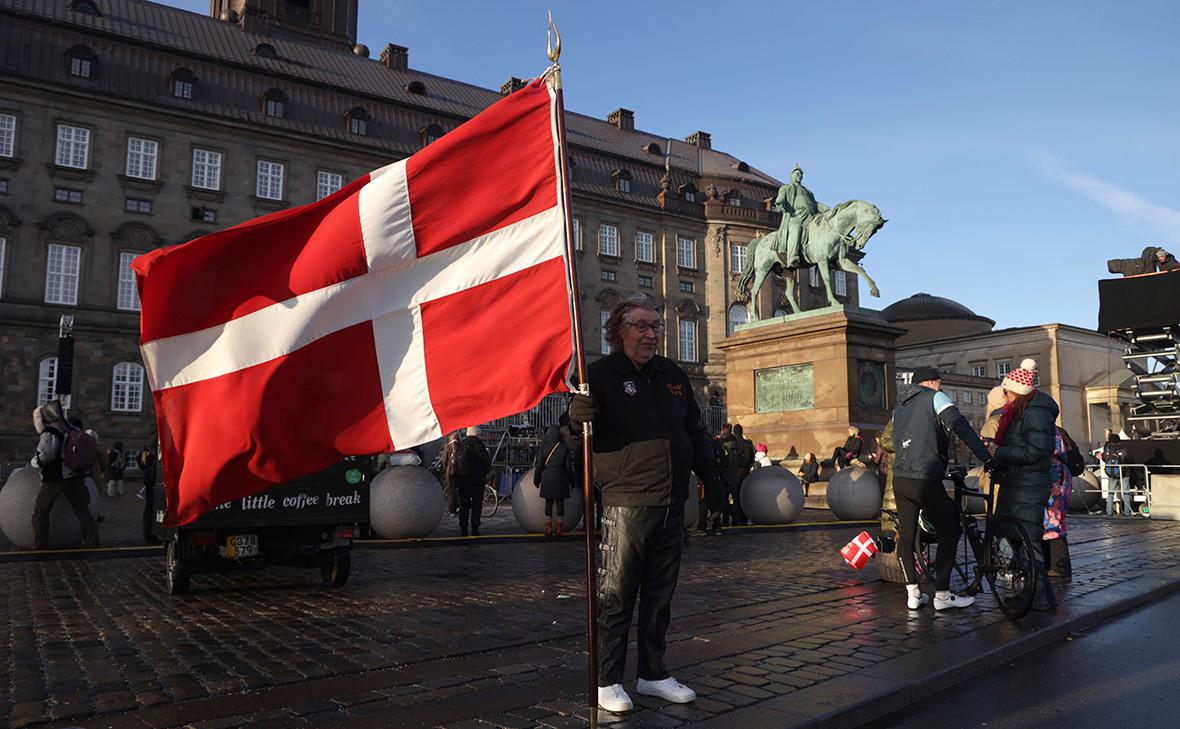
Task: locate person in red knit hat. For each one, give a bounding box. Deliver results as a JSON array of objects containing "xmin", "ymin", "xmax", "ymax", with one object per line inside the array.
[{"xmin": 989, "ymin": 360, "xmax": 1060, "ymax": 610}]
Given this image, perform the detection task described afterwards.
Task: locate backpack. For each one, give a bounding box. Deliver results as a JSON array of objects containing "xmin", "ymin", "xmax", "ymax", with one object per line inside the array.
[
  {"xmin": 61, "ymin": 428, "xmax": 98, "ymax": 472},
  {"xmin": 1057, "ymin": 427, "xmax": 1085, "ymax": 477},
  {"xmin": 453, "ymin": 439, "xmax": 484, "ymax": 477}
]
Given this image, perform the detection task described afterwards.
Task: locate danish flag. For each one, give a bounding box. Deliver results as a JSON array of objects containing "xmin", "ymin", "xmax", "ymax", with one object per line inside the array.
[
  {"xmin": 134, "ymin": 78, "xmax": 574, "ymax": 526},
  {"xmin": 840, "ymin": 531, "xmax": 879, "ymax": 570}
]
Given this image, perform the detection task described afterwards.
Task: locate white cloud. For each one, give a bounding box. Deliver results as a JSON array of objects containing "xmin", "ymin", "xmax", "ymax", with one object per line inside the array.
[{"xmin": 1032, "ymin": 152, "xmax": 1180, "ymax": 239}]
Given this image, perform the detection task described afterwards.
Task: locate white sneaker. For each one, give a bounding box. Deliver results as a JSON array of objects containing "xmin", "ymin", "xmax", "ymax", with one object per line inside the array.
[
  {"xmin": 934, "ymin": 592, "xmax": 976, "ymax": 610},
  {"xmin": 597, "ymin": 683, "xmax": 633, "ymax": 713},
  {"xmin": 907, "ymin": 592, "xmax": 930, "ymax": 610},
  {"xmin": 636, "ymin": 676, "xmax": 696, "ymax": 704}
]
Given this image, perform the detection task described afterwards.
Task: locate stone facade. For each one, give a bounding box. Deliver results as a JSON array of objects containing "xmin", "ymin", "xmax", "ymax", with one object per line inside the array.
[{"xmin": 0, "ymin": 0, "xmax": 869, "ymax": 459}]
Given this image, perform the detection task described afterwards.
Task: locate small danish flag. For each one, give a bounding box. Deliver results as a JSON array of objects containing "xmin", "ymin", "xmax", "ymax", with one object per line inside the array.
[{"xmin": 841, "ymin": 531, "xmax": 879, "ymax": 570}]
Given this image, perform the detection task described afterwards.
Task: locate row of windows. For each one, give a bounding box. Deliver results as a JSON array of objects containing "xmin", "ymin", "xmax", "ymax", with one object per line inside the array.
[
  {"xmin": 0, "ymin": 238, "xmax": 141, "ymax": 310},
  {"xmin": 572, "ymin": 220, "xmax": 700, "ymax": 269},
  {"xmin": 957, "ymin": 361, "xmax": 1039, "ymax": 382},
  {"xmin": 37, "ymin": 358, "xmax": 144, "ymax": 412},
  {"xmin": 597, "ymin": 315, "xmax": 700, "ymax": 363},
  {"xmin": 0, "ymin": 118, "xmax": 349, "ymax": 203}
]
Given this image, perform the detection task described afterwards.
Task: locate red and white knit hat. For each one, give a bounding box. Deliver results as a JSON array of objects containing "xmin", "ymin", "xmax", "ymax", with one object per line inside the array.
[{"xmin": 1002, "ymin": 359, "xmax": 1037, "ymax": 396}]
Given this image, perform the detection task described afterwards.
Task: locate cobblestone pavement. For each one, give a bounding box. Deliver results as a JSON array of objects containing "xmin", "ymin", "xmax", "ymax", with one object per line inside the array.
[{"xmin": 0, "ymin": 516, "xmax": 1176, "ymax": 728}]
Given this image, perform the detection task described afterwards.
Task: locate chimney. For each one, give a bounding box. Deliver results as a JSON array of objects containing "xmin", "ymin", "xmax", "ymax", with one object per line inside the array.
[
  {"xmin": 686, "ymin": 131, "xmax": 711, "ymax": 150},
  {"xmin": 379, "ymin": 44, "xmax": 409, "ymax": 71},
  {"xmin": 500, "ymin": 76, "xmax": 526, "ymax": 96},
  {"xmin": 607, "ymin": 108, "xmax": 635, "ymax": 132}
]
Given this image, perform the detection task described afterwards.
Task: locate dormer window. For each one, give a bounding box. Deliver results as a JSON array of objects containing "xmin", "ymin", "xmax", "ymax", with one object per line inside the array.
[
  {"xmin": 420, "ymin": 124, "xmax": 443, "ymax": 146},
  {"xmin": 66, "ymin": 45, "xmax": 96, "ymax": 79},
  {"xmin": 643, "ymin": 142, "xmax": 662, "ymax": 155},
  {"xmin": 261, "ymin": 88, "xmax": 286, "ymax": 118},
  {"xmin": 69, "ymin": 0, "xmax": 100, "ymax": 15},
  {"xmin": 346, "ymin": 107, "xmax": 369, "ymax": 135},
  {"xmin": 405, "ymin": 80, "xmax": 427, "ymax": 95},
  {"xmin": 734, "ymin": 161, "xmax": 750, "ymax": 173},
  {"xmin": 725, "ymin": 191, "xmax": 742, "ymax": 206},
  {"xmin": 170, "ymin": 68, "xmax": 196, "ymax": 99},
  {"xmin": 253, "ymin": 43, "xmax": 278, "ymax": 59},
  {"xmin": 612, "ymin": 169, "xmax": 632, "ymax": 194},
  {"xmin": 679, "ymin": 183, "xmax": 698, "ymax": 202}
]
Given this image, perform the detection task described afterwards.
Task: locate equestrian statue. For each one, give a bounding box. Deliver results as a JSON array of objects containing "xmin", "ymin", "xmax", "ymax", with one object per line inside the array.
[{"xmin": 737, "ymin": 165, "xmax": 887, "ymax": 320}]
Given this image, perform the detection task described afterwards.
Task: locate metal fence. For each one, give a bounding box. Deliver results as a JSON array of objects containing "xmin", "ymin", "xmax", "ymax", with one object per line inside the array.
[{"xmin": 1077, "ymin": 463, "xmax": 1180, "ymax": 516}]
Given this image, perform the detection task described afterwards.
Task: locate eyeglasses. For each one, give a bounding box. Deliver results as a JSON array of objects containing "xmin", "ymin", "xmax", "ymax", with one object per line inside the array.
[{"xmin": 623, "ymin": 321, "xmax": 664, "ymax": 333}]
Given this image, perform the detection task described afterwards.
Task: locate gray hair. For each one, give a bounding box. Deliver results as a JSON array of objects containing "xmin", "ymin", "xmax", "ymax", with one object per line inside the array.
[{"xmin": 604, "ymin": 295, "xmax": 659, "ymax": 351}]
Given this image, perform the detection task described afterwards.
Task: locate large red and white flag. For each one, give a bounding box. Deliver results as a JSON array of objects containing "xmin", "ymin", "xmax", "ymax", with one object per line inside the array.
[{"xmin": 134, "ymin": 78, "xmax": 574, "ymax": 526}]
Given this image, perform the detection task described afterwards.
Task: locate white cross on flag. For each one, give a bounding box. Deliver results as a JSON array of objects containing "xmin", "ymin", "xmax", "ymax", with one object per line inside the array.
[{"xmin": 134, "ymin": 78, "xmax": 574, "ymax": 526}]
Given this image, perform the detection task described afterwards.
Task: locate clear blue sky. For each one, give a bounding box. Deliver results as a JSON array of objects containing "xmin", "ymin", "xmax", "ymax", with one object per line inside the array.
[{"xmin": 165, "ymin": 0, "xmax": 1180, "ymax": 330}]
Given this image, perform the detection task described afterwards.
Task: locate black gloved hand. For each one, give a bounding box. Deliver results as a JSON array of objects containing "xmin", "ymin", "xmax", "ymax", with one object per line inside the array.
[{"xmin": 567, "ymin": 393, "xmax": 597, "ymax": 426}]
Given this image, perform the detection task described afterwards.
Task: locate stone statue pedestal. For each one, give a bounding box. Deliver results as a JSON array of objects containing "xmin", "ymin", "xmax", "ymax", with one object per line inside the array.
[{"xmin": 716, "ymin": 306, "xmax": 904, "ymax": 460}]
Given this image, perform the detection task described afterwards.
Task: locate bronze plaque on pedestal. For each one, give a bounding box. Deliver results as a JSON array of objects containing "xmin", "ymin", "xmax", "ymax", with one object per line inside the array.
[
  {"xmin": 857, "ymin": 360, "xmax": 886, "ymax": 408},
  {"xmin": 755, "ymin": 363, "xmax": 814, "ymax": 413}
]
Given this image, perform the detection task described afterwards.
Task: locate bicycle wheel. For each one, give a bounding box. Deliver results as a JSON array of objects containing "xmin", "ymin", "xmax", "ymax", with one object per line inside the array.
[
  {"xmin": 481, "ymin": 484, "xmax": 499, "ymax": 518},
  {"xmin": 985, "ymin": 514, "xmax": 1037, "ymax": 619}
]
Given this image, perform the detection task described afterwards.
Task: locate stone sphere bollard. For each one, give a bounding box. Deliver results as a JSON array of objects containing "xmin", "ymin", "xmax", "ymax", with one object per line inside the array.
[
  {"xmin": 1070, "ymin": 469, "xmax": 1102, "ymax": 513},
  {"xmin": 368, "ymin": 466, "xmax": 444, "ymax": 538},
  {"xmin": 0, "ymin": 467, "xmax": 100, "ymax": 548},
  {"xmin": 739, "ymin": 465, "xmax": 804, "ymax": 524},
  {"xmin": 826, "ymin": 466, "xmax": 882, "ymax": 520},
  {"xmin": 512, "ymin": 468, "xmax": 583, "ymax": 533}
]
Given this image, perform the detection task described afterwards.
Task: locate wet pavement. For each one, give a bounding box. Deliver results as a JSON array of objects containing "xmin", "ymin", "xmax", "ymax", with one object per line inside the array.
[{"xmin": 0, "ymin": 515, "xmax": 1177, "ymax": 728}]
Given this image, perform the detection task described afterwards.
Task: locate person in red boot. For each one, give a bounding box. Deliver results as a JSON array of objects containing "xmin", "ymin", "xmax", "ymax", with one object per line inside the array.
[{"xmin": 533, "ymin": 414, "xmax": 575, "ymax": 538}]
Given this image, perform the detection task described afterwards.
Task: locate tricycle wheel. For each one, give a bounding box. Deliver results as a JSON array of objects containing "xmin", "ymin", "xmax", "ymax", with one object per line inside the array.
[
  {"xmin": 165, "ymin": 541, "xmax": 191, "ymax": 595},
  {"xmin": 320, "ymin": 550, "xmax": 351, "ymax": 588}
]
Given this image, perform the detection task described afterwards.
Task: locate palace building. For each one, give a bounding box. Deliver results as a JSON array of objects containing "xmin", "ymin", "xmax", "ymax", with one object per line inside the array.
[{"xmin": 0, "ymin": 0, "xmax": 863, "ymax": 460}]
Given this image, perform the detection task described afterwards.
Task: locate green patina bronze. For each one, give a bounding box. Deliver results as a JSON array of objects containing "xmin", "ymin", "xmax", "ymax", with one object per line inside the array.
[
  {"xmin": 755, "ymin": 363, "xmax": 814, "ymax": 413},
  {"xmin": 737, "ymin": 166, "xmax": 888, "ymax": 320}
]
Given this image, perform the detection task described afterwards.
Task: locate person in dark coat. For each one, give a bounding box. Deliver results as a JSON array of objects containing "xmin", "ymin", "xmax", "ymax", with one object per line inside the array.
[
  {"xmin": 717, "ymin": 424, "xmax": 746, "ymax": 525},
  {"xmin": 797, "ymin": 453, "xmax": 820, "ymax": 496},
  {"xmin": 452, "ymin": 426, "xmax": 492, "ymax": 537},
  {"xmin": 534, "ymin": 417, "xmax": 575, "ymax": 538},
  {"xmin": 138, "ymin": 443, "xmax": 159, "ymax": 544},
  {"xmin": 989, "ymin": 364, "xmax": 1060, "ymax": 610},
  {"xmin": 30, "ymin": 401, "xmax": 100, "ymax": 549},
  {"xmin": 829, "ymin": 426, "xmax": 863, "ymax": 470}
]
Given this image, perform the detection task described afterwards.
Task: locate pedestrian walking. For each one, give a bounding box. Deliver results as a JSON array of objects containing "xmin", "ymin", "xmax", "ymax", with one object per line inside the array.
[
  {"xmin": 105, "ymin": 440, "xmax": 127, "ymax": 497},
  {"xmin": 797, "ymin": 453, "xmax": 820, "ymax": 496},
  {"xmin": 989, "ymin": 362, "xmax": 1060, "ymax": 610},
  {"xmin": 732, "ymin": 423, "xmax": 755, "ymax": 486},
  {"xmin": 30, "ymin": 401, "xmax": 100, "ymax": 549},
  {"xmin": 717, "ymin": 424, "xmax": 747, "ymax": 525},
  {"xmin": 452, "ymin": 426, "xmax": 491, "ymax": 537},
  {"xmin": 1101, "ymin": 434, "xmax": 1132, "ymax": 515},
  {"xmin": 828, "ymin": 426, "xmax": 863, "ymax": 470},
  {"xmin": 138, "ymin": 444, "xmax": 159, "ymax": 544},
  {"xmin": 892, "ymin": 366, "xmax": 993, "ymax": 611},
  {"xmin": 534, "ymin": 416, "xmax": 575, "ymax": 538},
  {"xmin": 567, "ymin": 296, "xmax": 716, "ymax": 713}
]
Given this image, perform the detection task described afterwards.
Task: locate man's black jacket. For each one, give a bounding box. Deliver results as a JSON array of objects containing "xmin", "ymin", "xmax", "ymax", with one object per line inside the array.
[{"xmin": 582, "ymin": 352, "xmax": 715, "ymax": 507}]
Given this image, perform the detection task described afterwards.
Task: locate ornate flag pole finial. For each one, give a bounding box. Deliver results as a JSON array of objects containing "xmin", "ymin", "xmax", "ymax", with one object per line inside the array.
[{"xmin": 546, "ymin": 11, "xmax": 562, "ymax": 89}]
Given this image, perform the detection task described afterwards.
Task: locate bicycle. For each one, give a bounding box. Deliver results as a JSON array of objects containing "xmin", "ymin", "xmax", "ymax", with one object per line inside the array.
[
  {"xmin": 481, "ymin": 481, "xmax": 506, "ymax": 518},
  {"xmin": 912, "ymin": 466, "xmax": 1041, "ymax": 620}
]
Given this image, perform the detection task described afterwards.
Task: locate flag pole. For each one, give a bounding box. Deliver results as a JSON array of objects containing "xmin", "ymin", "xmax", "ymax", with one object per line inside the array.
[{"xmin": 547, "ymin": 14, "xmax": 599, "ymax": 724}]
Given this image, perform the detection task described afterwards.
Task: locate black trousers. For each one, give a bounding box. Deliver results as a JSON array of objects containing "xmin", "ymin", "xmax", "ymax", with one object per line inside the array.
[
  {"xmin": 598, "ymin": 504, "xmax": 684, "ymax": 686},
  {"xmin": 33, "ymin": 476, "xmax": 99, "ymax": 549},
  {"xmin": 544, "ymin": 498, "xmax": 565, "ymax": 517},
  {"xmin": 894, "ymin": 476, "xmax": 960, "ymax": 591},
  {"xmin": 457, "ymin": 490, "xmax": 481, "ymax": 534}
]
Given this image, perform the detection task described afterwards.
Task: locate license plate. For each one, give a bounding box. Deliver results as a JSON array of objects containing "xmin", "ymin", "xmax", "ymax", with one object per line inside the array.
[{"xmin": 226, "ymin": 534, "xmax": 259, "ymax": 559}]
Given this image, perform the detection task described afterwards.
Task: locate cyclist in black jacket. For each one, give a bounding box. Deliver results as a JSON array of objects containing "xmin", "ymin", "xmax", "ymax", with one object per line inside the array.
[{"xmin": 568, "ymin": 296, "xmax": 716, "ymax": 714}]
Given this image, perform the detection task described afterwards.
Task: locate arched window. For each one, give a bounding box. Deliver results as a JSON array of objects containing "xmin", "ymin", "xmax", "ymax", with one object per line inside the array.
[
  {"xmin": 612, "ymin": 169, "xmax": 632, "ymax": 194},
  {"xmin": 727, "ymin": 303, "xmax": 749, "ymax": 336},
  {"xmin": 170, "ymin": 68, "xmax": 196, "ymax": 99},
  {"xmin": 420, "ymin": 124, "xmax": 443, "ymax": 146},
  {"xmin": 253, "ymin": 43, "xmax": 278, "ymax": 59},
  {"xmin": 261, "ymin": 88, "xmax": 286, "ymax": 118},
  {"xmin": 37, "ymin": 357, "xmax": 57, "ymax": 405},
  {"xmin": 725, "ymin": 191, "xmax": 742, "ymax": 207},
  {"xmin": 346, "ymin": 107, "xmax": 369, "ymax": 135},
  {"xmin": 66, "ymin": 45, "xmax": 96, "ymax": 79},
  {"xmin": 69, "ymin": 0, "xmax": 101, "ymax": 15},
  {"xmin": 643, "ymin": 142, "xmax": 662, "ymax": 155},
  {"xmin": 405, "ymin": 80, "xmax": 426, "ymax": 95},
  {"xmin": 111, "ymin": 362, "xmax": 144, "ymax": 412}
]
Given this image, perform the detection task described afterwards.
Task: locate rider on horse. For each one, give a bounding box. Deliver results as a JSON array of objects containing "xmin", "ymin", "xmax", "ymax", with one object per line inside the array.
[{"xmin": 774, "ymin": 165, "xmax": 829, "ymax": 269}]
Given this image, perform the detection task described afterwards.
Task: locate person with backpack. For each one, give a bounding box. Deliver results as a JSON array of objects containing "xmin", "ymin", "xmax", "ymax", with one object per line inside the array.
[
  {"xmin": 1101, "ymin": 434, "xmax": 1132, "ymax": 515},
  {"xmin": 717, "ymin": 424, "xmax": 746, "ymax": 526},
  {"xmin": 452, "ymin": 426, "xmax": 492, "ymax": 537},
  {"xmin": 30, "ymin": 400, "xmax": 100, "ymax": 549},
  {"xmin": 534, "ymin": 416, "xmax": 576, "ymax": 538},
  {"xmin": 105, "ymin": 440, "xmax": 127, "ymax": 497}
]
